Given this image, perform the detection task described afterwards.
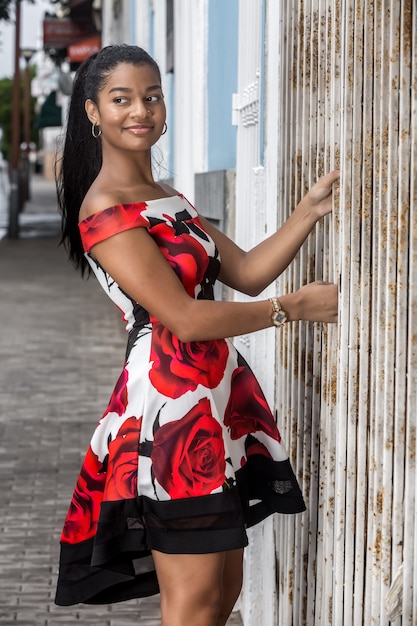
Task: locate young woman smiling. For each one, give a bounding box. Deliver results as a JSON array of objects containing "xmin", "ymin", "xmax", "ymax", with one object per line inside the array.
[{"xmin": 55, "ymin": 44, "xmax": 338, "ymax": 626}]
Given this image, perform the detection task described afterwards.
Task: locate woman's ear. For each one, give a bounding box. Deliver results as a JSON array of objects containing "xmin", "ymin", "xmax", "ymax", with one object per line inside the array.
[{"xmin": 85, "ymin": 99, "xmax": 100, "ymax": 125}]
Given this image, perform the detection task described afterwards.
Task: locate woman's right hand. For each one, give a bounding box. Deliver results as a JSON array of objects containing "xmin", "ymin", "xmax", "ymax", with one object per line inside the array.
[
  {"xmin": 299, "ymin": 170, "xmax": 340, "ymax": 220},
  {"xmin": 280, "ymin": 281, "xmax": 339, "ymax": 324}
]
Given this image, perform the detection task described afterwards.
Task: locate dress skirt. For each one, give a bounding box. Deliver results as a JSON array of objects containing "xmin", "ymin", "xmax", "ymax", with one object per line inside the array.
[{"xmin": 55, "ymin": 195, "xmax": 305, "ymax": 606}]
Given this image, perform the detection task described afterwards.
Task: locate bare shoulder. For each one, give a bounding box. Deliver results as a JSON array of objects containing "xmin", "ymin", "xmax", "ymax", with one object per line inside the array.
[
  {"xmin": 79, "ymin": 180, "xmax": 180, "ymax": 222},
  {"xmin": 79, "ymin": 187, "xmax": 123, "ymax": 222},
  {"xmin": 158, "ymin": 180, "xmax": 179, "ymax": 197}
]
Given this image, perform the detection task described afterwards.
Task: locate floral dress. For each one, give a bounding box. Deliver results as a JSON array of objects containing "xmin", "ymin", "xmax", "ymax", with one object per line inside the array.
[{"xmin": 55, "ymin": 194, "xmax": 305, "ymax": 606}]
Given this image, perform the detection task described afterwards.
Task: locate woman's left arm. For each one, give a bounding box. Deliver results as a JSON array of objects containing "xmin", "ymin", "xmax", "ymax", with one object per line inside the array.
[{"xmin": 201, "ymin": 170, "xmax": 340, "ymax": 296}]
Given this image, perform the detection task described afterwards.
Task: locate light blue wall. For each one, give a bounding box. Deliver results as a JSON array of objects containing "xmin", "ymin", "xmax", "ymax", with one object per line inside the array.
[{"xmin": 207, "ymin": 0, "xmax": 238, "ymax": 171}]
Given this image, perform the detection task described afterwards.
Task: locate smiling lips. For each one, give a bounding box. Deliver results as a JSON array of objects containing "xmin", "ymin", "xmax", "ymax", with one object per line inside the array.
[{"xmin": 125, "ymin": 125, "xmax": 154, "ymax": 135}]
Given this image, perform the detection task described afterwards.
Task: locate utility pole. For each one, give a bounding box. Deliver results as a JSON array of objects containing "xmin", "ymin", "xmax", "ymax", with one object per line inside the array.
[
  {"xmin": 9, "ymin": 0, "xmax": 21, "ymax": 239},
  {"xmin": 21, "ymin": 48, "xmax": 35, "ymax": 203}
]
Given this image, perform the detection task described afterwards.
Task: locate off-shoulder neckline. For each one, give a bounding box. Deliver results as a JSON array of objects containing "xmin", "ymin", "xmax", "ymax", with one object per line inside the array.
[{"xmin": 78, "ymin": 194, "xmax": 182, "ymax": 225}]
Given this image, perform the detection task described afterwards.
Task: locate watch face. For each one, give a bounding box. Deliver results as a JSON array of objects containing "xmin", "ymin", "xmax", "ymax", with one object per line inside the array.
[{"xmin": 274, "ymin": 311, "xmax": 287, "ymax": 326}]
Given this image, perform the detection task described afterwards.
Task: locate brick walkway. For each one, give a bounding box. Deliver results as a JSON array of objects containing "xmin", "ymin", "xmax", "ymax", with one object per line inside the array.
[{"xmin": 0, "ymin": 177, "xmax": 242, "ymax": 625}]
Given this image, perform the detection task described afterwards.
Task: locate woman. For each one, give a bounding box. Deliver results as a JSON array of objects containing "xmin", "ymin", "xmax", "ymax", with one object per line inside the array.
[{"xmin": 55, "ymin": 44, "xmax": 338, "ymax": 626}]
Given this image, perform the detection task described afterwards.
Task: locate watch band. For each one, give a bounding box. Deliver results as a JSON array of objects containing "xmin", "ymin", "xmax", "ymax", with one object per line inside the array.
[{"xmin": 269, "ymin": 297, "xmax": 288, "ymax": 327}]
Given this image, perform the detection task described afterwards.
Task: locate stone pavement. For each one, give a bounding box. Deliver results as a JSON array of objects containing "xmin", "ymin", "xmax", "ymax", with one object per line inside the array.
[{"xmin": 0, "ymin": 176, "xmax": 243, "ymax": 625}]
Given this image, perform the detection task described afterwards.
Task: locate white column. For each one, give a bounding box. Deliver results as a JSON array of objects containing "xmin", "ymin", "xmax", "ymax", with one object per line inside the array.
[{"xmin": 173, "ymin": 0, "xmax": 207, "ymax": 201}]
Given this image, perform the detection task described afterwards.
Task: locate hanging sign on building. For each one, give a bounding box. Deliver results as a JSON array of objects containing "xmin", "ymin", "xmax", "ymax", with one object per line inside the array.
[
  {"xmin": 43, "ymin": 18, "xmax": 96, "ymax": 49},
  {"xmin": 68, "ymin": 34, "xmax": 101, "ymax": 62}
]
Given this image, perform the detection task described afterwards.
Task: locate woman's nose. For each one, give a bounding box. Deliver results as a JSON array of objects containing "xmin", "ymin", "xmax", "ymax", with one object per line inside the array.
[{"xmin": 129, "ymin": 100, "xmax": 150, "ymax": 118}]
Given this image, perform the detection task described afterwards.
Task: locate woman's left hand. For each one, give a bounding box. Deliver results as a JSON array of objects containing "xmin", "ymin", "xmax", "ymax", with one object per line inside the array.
[{"xmin": 301, "ymin": 169, "xmax": 340, "ymax": 219}]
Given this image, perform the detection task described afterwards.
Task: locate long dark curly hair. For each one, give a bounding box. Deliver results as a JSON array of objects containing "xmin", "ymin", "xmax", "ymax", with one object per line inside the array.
[{"xmin": 56, "ymin": 44, "xmax": 161, "ymax": 274}]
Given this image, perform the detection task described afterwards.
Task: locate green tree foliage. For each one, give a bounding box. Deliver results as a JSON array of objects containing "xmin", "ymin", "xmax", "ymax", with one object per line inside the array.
[
  {"xmin": 0, "ymin": 0, "xmax": 13, "ymax": 21},
  {"xmin": 0, "ymin": 77, "xmax": 13, "ymax": 158},
  {"xmin": 0, "ymin": 0, "xmax": 35, "ymax": 22},
  {"xmin": 0, "ymin": 67, "xmax": 38, "ymax": 160},
  {"xmin": 0, "ymin": 0, "xmax": 67, "ymax": 22}
]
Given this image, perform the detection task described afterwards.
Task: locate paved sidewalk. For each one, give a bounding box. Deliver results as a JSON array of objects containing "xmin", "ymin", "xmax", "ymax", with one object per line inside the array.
[
  {"xmin": 0, "ymin": 172, "xmax": 62, "ymax": 241},
  {"xmin": 0, "ymin": 177, "xmax": 243, "ymax": 625}
]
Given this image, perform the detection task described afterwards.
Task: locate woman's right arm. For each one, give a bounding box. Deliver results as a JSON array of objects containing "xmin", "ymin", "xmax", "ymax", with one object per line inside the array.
[{"xmin": 89, "ymin": 226, "xmax": 338, "ymax": 342}]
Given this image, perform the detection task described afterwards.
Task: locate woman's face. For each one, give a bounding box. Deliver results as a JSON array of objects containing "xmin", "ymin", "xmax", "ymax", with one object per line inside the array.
[{"xmin": 86, "ymin": 62, "xmax": 166, "ymax": 153}]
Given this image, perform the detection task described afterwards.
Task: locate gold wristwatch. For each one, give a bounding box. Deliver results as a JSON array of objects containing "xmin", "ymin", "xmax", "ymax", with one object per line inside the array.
[{"xmin": 269, "ymin": 297, "xmax": 288, "ymax": 327}]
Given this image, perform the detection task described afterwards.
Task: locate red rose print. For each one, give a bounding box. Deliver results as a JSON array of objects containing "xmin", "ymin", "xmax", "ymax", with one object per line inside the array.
[
  {"xmin": 149, "ymin": 324, "xmax": 229, "ymax": 399},
  {"xmin": 150, "ymin": 224, "xmax": 208, "ymax": 297},
  {"xmin": 224, "ymin": 366, "xmax": 281, "ymax": 442},
  {"xmin": 104, "ymin": 416, "xmax": 141, "ymax": 501},
  {"xmin": 103, "ymin": 366, "xmax": 129, "ymax": 416},
  {"xmin": 246, "ymin": 438, "xmax": 273, "ymax": 459},
  {"xmin": 240, "ymin": 439, "xmax": 272, "ymax": 465},
  {"xmin": 61, "ymin": 446, "xmax": 105, "ymax": 544},
  {"xmin": 79, "ymin": 203, "xmax": 149, "ymax": 252},
  {"xmin": 151, "ymin": 398, "xmax": 226, "ymax": 498}
]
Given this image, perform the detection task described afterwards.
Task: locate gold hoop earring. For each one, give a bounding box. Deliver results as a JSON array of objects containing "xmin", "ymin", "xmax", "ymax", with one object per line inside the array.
[
  {"xmin": 91, "ymin": 122, "xmax": 102, "ymax": 138},
  {"xmin": 161, "ymin": 122, "xmax": 168, "ymax": 135}
]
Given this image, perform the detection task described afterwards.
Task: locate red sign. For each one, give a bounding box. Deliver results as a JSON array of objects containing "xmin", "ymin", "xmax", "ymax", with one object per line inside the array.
[
  {"xmin": 43, "ymin": 18, "xmax": 96, "ymax": 49},
  {"xmin": 69, "ymin": 0, "xmax": 90, "ymax": 8},
  {"xmin": 68, "ymin": 34, "xmax": 101, "ymax": 62}
]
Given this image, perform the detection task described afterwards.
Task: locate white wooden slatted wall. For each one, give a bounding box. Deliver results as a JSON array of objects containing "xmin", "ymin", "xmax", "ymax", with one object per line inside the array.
[{"xmin": 266, "ymin": 1, "xmax": 417, "ymax": 625}]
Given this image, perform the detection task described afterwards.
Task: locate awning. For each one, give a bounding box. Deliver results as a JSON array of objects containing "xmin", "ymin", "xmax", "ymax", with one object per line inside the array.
[{"xmin": 68, "ymin": 34, "xmax": 101, "ymax": 62}]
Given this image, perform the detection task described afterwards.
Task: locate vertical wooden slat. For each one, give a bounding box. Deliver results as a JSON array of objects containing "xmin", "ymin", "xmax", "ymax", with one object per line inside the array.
[
  {"xmin": 321, "ymin": 0, "xmax": 344, "ymax": 622},
  {"xmin": 390, "ymin": 0, "xmax": 412, "ymax": 621},
  {"xmin": 337, "ymin": 1, "xmax": 360, "ymax": 623},
  {"xmin": 294, "ymin": 1, "xmax": 310, "ymax": 621},
  {"xmin": 310, "ymin": 2, "xmax": 335, "ymax": 624},
  {"xmin": 291, "ymin": 0, "xmax": 305, "ymax": 619},
  {"xmin": 302, "ymin": 2, "xmax": 323, "ymax": 621},
  {"xmin": 402, "ymin": 4, "xmax": 417, "ymax": 623},
  {"xmin": 352, "ymin": 0, "xmax": 373, "ymax": 622},
  {"xmin": 305, "ymin": 1, "xmax": 327, "ymax": 623},
  {"xmin": 379, "ymin": 2, "xmax": 402, "ymax": 623},
  {"xmin": 278, "ymin": 2, "xmax": 300, "ymax": 624},
  {"xmin": 275, "ymin": 0, "xmax": 294, "ymax": 616},
  {"xmin": 366, "ymin": 1, "xmax": 391, "ymax": 621},
  {"xmin": 332, "ymin": 0, "xmax": 354, "ymax": 621}
]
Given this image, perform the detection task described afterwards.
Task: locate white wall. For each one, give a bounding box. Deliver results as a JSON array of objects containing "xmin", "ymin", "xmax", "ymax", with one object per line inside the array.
[
  {"xmin": 171, "ymin": 0, "xmax": 207, "ymax": 200},
  {"xmin": 101, "ymin": 0, "xmax": 133, "ymax": 45}
]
